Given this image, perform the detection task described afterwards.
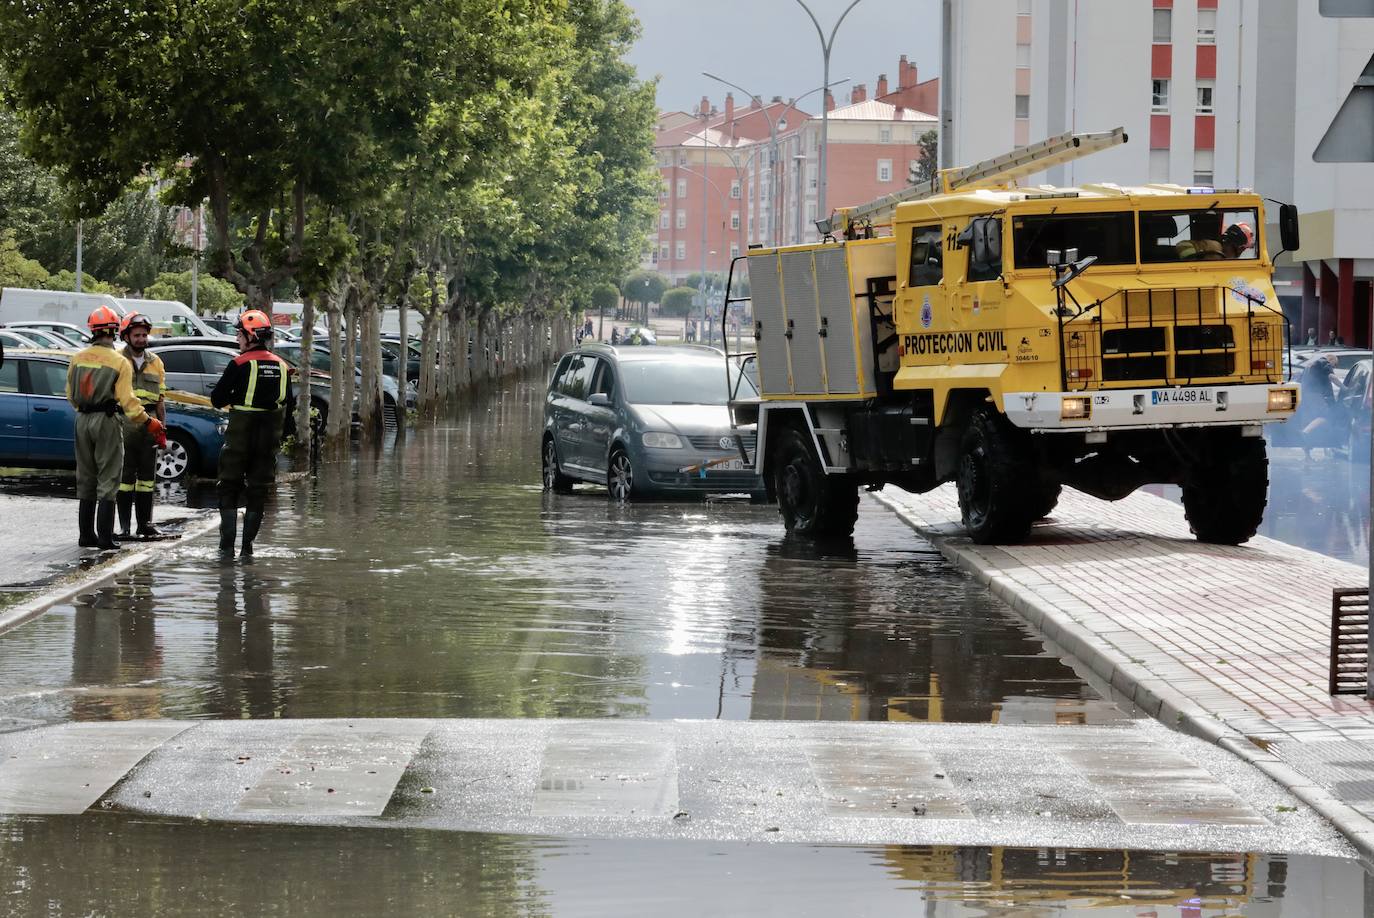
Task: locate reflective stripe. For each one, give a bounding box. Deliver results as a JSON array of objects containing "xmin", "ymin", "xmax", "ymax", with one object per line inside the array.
[
  {"xmin": 119, "ymin": 482, "xmax": 135, "ymax": 492},
  {"xmin": 134, "ymin": 480, "xmax": 155, "ymax": 493},
  {"xmin": 231, "ymin": 405, "xmax": 272, "ymax": 412},
  {"xmin": 244, "ymin": 359, "xmax": 259, "ymax": 407}
]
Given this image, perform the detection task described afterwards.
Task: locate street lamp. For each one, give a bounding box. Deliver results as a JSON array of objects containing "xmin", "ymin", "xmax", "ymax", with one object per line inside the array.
[
  {"xmin": 795, "ymin": 0, "xmax": 865, "ymax": 222},
  {"xmin": 793, "ymin": 153, "xmax": 808, "ymax": 244}
]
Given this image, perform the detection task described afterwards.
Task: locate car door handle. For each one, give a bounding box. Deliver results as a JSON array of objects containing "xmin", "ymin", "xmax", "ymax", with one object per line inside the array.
[{"xmin": 32, "ymin": 405, "xmax": 49, "ymax": 412}]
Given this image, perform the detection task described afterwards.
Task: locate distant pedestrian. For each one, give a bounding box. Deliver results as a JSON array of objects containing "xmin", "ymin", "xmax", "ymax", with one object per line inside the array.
[
  {"xmin": 211, "ymin": 310, "xmax": 293, "ymax": 558},
  {"xmin": 66, "ymin": 307, "xmax": 166, "ymax": 550},
  {"xmin": 115, "ymin": 313, "xmax": 167, "ymax": 539},
  {"xmin": 610, "ymin": 326, "xmax": 621, "ymax": 345},
  {"xmin": 1305, "ymin": 328, "xmax": 1317, "ymax": 346},
  {"xmin": 1297, "ymin": 354, "xmax": 1339, "ymax": 457},
  {"xmin": 583, "ymin": 317, "xmax": 594, "ymax": 341}
]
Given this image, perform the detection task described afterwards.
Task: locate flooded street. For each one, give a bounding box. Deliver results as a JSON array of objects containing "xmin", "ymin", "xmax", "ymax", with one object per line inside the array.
[{"xmin": 1, "ymin": 374, "xmax": 1370, "ymax": 914}]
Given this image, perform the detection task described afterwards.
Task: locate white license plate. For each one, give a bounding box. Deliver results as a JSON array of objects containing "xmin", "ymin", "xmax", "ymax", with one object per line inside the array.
[
  {"xmin": 710, "ymin": 458, "xmax": 746, "ymax": 472},
  {"xmin": 1150, "ymin": 387, "xmax": 1214, "ymax": 405}
]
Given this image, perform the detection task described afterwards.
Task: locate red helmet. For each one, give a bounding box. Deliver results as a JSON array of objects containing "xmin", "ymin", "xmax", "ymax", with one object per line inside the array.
[
  {"xmin": 118, "ymin": 312, "xmax": 152, "ymax": 341},
  {"xmin": 235, "ymin": 309, "xmax": 274, "ymax": 345},
  {"xmin": 87, "ymin": 306, "xmax": 121, "ymax": 335},
  {"xmin": 1223, "ymin": 222, "xmax": 1255, "ymax": 252}
]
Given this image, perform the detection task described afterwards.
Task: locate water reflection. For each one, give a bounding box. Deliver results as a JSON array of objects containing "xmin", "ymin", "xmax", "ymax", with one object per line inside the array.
[
  {"xmin": 0, "ymin": 375, "xmax": 1119, "ymax": 725},
  {"xmin": 0, "ymin": 813, "xmax": 1366, "ymax": 916}
]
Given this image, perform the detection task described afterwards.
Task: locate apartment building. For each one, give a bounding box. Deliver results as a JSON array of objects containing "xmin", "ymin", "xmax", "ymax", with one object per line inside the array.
[{"xmin": 946, "ymin": 0, "xmax": 1374, "ymax": 344}]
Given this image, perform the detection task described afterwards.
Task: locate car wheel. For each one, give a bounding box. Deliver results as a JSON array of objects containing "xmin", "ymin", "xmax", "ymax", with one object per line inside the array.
[
  {"xmin": 384, "ymin": 395, "xmax": 401, "ymax": 430},
  {"xmin": 156, "ymin": 430, "xmax": 198, "ymax": 482},
  {"xmin": 607, "ymin": 447, "xmax": 637, "ymax": 502},
  {"xmin": 542, "ymin": 437, "xmax": 574, "ymax": 494}
]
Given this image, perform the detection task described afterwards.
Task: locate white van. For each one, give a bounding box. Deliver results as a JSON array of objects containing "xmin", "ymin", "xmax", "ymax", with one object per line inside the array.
[
  {"xmin": 116, "ymin": 298, "xmax": 231, "ymax": 339},
  {"xmin": 0, "ymin": 287, "xmax": 123, "ymax": 329}
]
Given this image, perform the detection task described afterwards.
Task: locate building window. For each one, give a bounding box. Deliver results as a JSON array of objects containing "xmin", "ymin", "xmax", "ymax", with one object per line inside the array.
[
  {"xmin": 1149, "ymin": 149, "xmax": 1169, "ymax": 182},
  {"xmin": 1017, "ymin": 0, "xmax": 1030, "ymax": 13},
  {"xmin": 806, "ymin": 202, "xmax": 817, "ymax": 222},
  {"xmin": 1015, "ymin": 95, "xmax": 1030, "ymax": 119},
  {"xmin": 748, "ymin": 216, "xmax": 754, "ymax": 236},
  {"xmin": 1196, "ymin": 80, "xmax": 1215, "ymax": 114},
  {"xmin": 675, "ymin": 210, "xmax": 686, "ymax": 229},
  {"xmin": 660, "ymin": 180, "xmax": 669, "ymax": 199},
  {"xmin": 808, "ymin": 164, "xmax": 817, "ymax": 189},
  {"xmin": 1016, "ymin": 43, "xmax": 1031, "ymax": 68},
  {"xmin": 660, "ymin": 243, "xmax": 670, "ymax": 261},
  {"xmin": 676, "ymin": 178, "xmax": 687, "ymax": 198},
  {"xmin": 877, "ymin": 159, "xmax": 893, "ymax": 182},
  {"xmin": 729, "ymin": 179, "xmax": 740, "ymax": 199},
  {"xmin": 879, "ymin": 126, "xmax": 892, "ymax": 143},
  {"xmin": 1152, "ymin": 79, "xmax": 1170, "ymax": 113},
  {"xmin": 659, "ymin": 211, "xmax": 669, "ymax": 229},
  {"xmin": 730, "ymin": 211, "xmax": 740, "ymax": 230},
  {"xmin": 675, "ymin": 241, "xmax": 686, "ymax": 260},
  {"xmin": 730, "ymin": 243, "xmax": 740, "ymax": 258},
  {"xmin": 1193, "ymin": 150, "xmax": 1214, "ymax": 185},
  {"xmin": 1152, "ymin": 8, "xmax": 1171, "ymax": 43},
  {"xmin": 678, "ymin": 152, "xmax": 688, "ymax": 166},
  {"xmin": 1197, "ymin": 9, "xmax": 1216, "ymax": 44}
]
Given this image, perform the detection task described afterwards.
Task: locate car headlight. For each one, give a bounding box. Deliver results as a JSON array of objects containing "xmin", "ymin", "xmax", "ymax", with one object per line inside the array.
[
  {"xmin": 216, "ymin": 421, "xmax": 229, "ymax": 435},
  {"xmin": 642, "ymin": 431, "xmax": 683, "ymax": 449}
]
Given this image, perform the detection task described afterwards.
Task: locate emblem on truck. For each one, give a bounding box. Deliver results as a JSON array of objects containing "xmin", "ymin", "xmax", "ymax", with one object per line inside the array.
[{"xmin": 920, "ymin": 294, "xmax": 933, "ymax": 329}]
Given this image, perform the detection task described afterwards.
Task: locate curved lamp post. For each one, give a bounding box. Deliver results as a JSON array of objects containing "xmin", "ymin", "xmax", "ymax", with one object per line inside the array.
[{"xmin": 794, "ymin": 0, "xmax": 865, "ymax": 222}]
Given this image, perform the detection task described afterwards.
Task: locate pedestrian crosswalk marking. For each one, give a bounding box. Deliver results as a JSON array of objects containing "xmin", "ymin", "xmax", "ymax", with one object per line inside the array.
[
  {"xmin": 0, "ymin": 721, "xmax": 189, "ymax": 815},
  {"xmin": 236, "ymin": 720, "xmax": 432, "ymax": 818},
  {"xmin": 806, "ymin": 739, "xmax": 972, "ymax": 819},
  {"xmin": 532, "ymin": 723, "xmax": 678, "ymax": 818}
]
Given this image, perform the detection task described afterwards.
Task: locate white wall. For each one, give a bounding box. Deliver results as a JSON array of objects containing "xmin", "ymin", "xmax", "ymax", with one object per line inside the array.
[{"xmin": 948, "ymin": 0, "xmax": 1017, "ymax": 167}]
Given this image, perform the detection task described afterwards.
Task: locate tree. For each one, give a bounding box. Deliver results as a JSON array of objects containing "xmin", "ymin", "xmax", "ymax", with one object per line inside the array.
[
  {"xmin": 46, "ymin": 270, "xmax": 115, "ymax": 294},
  {"xmin": 910, "ymin": 130, "xmax": 939, "ymax": 185},
  {"xmin": 0, "ymin": 229, "xmax": 48, "ymax": 288},
  {"xmin": 660, "ymin": 286, "xmax": 697, "ymax": 317},
  {"xmin": 145, "ymin": 270, "xmax": 245, "ymax": 314},
  {"xmin": 591, "ymin": 282, "xmax": 620, "ymax": 314},
  {"xmin": 621, "ymin": 269, "xmax": 668, "ymax": 306}
]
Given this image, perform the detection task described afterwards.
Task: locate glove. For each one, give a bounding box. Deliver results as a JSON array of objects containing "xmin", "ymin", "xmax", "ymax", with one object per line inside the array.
[{"xmin": 146, "ymin": 417, "xmax": 168, "ymax": 451}]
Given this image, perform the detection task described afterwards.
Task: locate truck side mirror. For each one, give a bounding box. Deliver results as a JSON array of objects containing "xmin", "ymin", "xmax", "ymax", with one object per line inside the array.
[{"xmin": 1279, "ymin": 203, "xmax": 1300, "ymax": 253}]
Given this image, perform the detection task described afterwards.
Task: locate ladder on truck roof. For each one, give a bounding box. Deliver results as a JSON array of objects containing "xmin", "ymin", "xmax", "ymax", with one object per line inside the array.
[{"xmin": 821, "ymin": 127, "xmax": 1128, "ymax": 239}]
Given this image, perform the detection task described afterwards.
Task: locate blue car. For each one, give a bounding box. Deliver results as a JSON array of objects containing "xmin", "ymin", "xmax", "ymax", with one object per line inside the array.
[{"xmin": 0, "ymin": 350, "xmax": 227, "ymax": 481}]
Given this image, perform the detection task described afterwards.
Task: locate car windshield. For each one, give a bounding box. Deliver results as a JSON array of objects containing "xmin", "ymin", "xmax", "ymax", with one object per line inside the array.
[
  {"xmin": 1140, "ymin": 207, "xmax": 1260, "ymax": 263},
  {"xmin": 618, "ymin": 358, "xmax": 755, "ymax": 405}
]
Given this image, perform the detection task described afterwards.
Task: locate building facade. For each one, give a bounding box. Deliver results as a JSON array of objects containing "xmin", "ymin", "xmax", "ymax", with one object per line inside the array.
[{"xmin": 946, "ymin": 0, "xmax": 1374, "ymax": 344}]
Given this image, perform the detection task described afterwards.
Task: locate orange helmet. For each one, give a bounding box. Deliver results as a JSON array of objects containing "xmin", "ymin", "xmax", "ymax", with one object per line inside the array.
[
  {"xmin": 235, "ymin": 309, "xmax": 274, "ymax": 345},
  {"xmin": 87, "ymin": 306, "xmax": 121, "ymax": 335},
  {"xmin": 1223, "ymin": 222, "xmax": 1255, "ymax": 252},
  {"xmin": 118, "ymin": 312, "xmax": 152, "ymax": 341}
]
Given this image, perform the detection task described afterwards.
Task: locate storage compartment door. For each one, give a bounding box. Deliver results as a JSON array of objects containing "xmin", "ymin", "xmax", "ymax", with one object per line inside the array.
[
  {"xmin": 813, "ymin": 246, "xmax": 861, "ymax": 395},
  {"xmin": 748, "ymin": 252, "xmax": 791, "ymax": 396},
  {"xmin": 779, "ymin": 250, "xmax": 825, "ymax": 395}
]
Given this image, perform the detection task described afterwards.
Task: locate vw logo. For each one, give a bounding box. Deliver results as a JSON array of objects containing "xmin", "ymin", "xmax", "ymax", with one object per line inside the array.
[{"xmin": 719, "ymin": 436, "xmax": 735, "ymax": 450}]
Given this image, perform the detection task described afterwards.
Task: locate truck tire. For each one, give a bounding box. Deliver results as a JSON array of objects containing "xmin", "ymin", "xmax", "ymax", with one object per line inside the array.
[
  {"xmin": 772, "ymin": 427, "xmax": 858, "ymax": 538},
  {"xmin": 955, "ymin": 408, "xmax": 1039, "ymax": 544},
  {"xmin": 1181, "ymin": 434, "xmax": 1268, "ymax": 545}
]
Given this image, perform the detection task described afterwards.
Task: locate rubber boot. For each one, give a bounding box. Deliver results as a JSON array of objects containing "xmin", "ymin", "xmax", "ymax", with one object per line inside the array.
[
  {"xmin": 241, "ymin": 509, "xmax": 264, "ymax": 558},
  {"xmin": 95, "ymin": 499, "xmax": 119, "ymax": 551},
  {"xmin": 219, "ymin": 498, "xmax": 238, "ymax": 558},
  {"xmin": 135, "ymin": 492, "xmax": 160, "ymax": 538},
  {"xmin": 115, "ymin": 491, "xmax": 134, "ymax": 539},
  {"xmin": 78, "ymin": 499, "xmax": 99, "ymax": 548}
]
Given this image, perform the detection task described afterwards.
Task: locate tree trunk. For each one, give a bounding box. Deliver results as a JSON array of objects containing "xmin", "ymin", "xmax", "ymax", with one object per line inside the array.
[
  {"xmin": 325, "ymin": 302, "xmax": 348, "ymax": 443},
  {"xmin": 295, "ymin": 294, "xmax": 316, "ymax": 456}
]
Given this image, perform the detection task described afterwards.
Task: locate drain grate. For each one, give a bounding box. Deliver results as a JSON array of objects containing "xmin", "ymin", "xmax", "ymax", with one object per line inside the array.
[{"xmin": 1329, "ymin": 588, "xmax": 1368, "ymax": 696}]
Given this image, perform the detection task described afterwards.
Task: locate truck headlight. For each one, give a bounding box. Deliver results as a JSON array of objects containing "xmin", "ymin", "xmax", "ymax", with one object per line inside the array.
[
  {"xmin": 1267, "ymin": 387, "xmax": 1298, "ymax": 413},
  {"xmin": 642, "ymin": 431, "xmax": 683, "ymax": 449},
  {"xmin": 1060, "ymin": 396, "xmax": 1091, "ymax": 420}
]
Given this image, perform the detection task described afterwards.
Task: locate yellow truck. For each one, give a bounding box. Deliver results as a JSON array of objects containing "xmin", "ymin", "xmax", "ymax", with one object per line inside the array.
[{"xmin": 724, "ymin": 129, "xmax": 1300, "ymax": 545}]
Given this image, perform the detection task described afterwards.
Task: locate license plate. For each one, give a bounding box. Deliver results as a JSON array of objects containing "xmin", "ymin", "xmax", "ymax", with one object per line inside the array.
[
  {"xmin": 1150, "ymin": 387, "xmax": 1213, "ymax": 405},
  {"xmin": 710, "ymin": 458, "xmax": 746, "ymax": 472}
]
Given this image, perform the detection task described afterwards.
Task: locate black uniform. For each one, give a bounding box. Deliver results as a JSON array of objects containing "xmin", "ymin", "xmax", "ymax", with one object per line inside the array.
[{"xmin": 211, "ymin": 346, "xmax": 293, "ymax": 555}]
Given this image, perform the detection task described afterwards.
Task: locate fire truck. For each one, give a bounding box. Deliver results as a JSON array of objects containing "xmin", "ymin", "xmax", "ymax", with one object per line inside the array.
[{"xmin": 723, "ymin": 128, "xmax": 1301, "ymax": 545}]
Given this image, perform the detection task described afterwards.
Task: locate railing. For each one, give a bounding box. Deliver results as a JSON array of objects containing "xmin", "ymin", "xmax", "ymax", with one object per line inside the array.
[
  {"xmin": 722, "ymin": 254, "xmax": 756, "ymax": 464},
  {"xmin": 1056, "ymin": 285, "xmax": 1290, "ymax": 392}
]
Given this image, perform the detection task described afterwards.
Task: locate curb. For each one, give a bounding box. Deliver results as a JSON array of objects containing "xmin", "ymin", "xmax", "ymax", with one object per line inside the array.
[
  {"xmin": 871, "ymin": 491, "xmax": 1374, "ymax": 864},
  {"xmin": 0, "ymin": 513, "xmax": 219, "ymax": 637}
]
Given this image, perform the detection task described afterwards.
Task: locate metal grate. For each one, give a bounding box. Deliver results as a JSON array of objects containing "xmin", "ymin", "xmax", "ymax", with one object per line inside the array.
[
  {"xmin": 685, "ymin": 433, "xmax": 756, "ymax": 452},
  {"xmin": 1330, "ymin": 588, "xmax": 1369, "ymax": 696}
]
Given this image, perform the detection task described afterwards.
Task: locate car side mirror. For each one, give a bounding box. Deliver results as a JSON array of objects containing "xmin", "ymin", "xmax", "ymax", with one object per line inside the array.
[
  {"xmin": 1279, "ymin": 203, "xmax": 1300, "ymax": 253},
  {"xmin": 587, "ymin": 392, "xmax": 612, "ymax": 408}
]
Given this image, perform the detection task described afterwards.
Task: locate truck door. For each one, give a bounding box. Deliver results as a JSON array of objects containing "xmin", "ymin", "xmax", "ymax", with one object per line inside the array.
[
  {"xmin": 0, "ymin": 359, "xmax": 27, "ymax": 460},
  {"xmin": 904, "ymin": 222, "xmax": 946, "ymax": 352},
  {"xmin": 954, "ymin": 216, "xmax": 1007, "ymax": 362}
]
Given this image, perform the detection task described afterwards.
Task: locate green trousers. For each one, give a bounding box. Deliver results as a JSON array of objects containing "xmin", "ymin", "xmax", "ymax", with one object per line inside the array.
[
  {"xmin": 217, "ymin": 409, "xmax": 283, "ymax": 509},
  {"xmin": 75, "ymin": 412, "xmax": 124, "ymax": 501}
]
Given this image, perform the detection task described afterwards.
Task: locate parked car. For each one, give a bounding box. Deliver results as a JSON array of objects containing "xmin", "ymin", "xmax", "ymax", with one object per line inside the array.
[
  {"xmin": 0, "ymin": 329, "xmax": 45, "ymax": 350},
  {"xmin": 0, "ymin": 350, "xmax": 226, "ymax": 480},
  {"xmin": 541, "ymin": 343, "xmax": 761, "ymax": 499},
  {"xmin": 149, "ymin": 341, "xmax": 337, "ymax": 428},
  {"xmin": 3, "ymin": 327, "xmax": 77, "ymax": 350},
  {"xmin": 3, "ymin": 321, "xmax": 89, "ymax": 347},
  {"xmin": 274, "ymin": 341, "xmax": 411, "ymax": 423},
  {"xmin": 1338, "ymin": 358, "xmax": 1373, "ymax": 461}
]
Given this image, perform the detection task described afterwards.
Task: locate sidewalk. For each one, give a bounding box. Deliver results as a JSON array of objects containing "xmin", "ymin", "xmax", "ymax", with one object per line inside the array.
[{"xmin": 873, "ymin": 484, "xmax": 1374, "ymax": 859}]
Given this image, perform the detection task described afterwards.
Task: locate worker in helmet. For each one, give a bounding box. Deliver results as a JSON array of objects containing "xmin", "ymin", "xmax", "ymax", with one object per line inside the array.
[
  {"xmin": 211, "ymin": 309, "xmax": 293, "ymax": 557},
  {"xmin": 1222, "ymin": 222, "xmax": 1255, "ymax": 259},
  {"xmin": 115, "ymin": 313, "xmax": 167, "ymax": 539},
  {"xmin": 66, "ymin": 306, "xmax": 167, "ymax": 550}
]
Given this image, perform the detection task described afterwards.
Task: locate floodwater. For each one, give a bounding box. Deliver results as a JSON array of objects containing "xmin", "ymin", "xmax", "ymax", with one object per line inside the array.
[
  {"xmin": 1, "ymin": 373, "xmax": 1371, "ymax": 915},
  {"xmin": 0, "ymin": 813, "xmax": 1369, "ymax": 916},
  {"xmin": 0, "ymin": 375, "xmax": 1120, "ymax": 727}
]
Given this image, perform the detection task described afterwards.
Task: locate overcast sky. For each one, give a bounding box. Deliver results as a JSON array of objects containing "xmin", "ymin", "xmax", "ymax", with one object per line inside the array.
[{"xmin": 624, "ymin": 0, "xmax": 941, "ymax": 116}]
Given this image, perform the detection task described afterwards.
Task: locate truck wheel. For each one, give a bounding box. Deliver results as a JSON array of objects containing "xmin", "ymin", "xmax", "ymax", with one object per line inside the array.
[
  {"xmin": 772, "ymin": 427, "xmax": 858, "ymax": 538},
  {"xmin": 956, "ymin": 409, "xmax": 1038, "ymax": 544},
  {"xmin": 1182, "ymin": 434, "xmax": 1268, "ymax": 545}
]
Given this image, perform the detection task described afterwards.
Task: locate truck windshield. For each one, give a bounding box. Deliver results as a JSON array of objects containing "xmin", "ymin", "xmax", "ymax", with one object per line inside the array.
[
  {"xmin": 1139, "ymin": 208, "xmax": 1259, "ymax": 263},
  {"xmin": 1011, "ymin": 212, "xmax": 1136, "ymax": 269}
]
